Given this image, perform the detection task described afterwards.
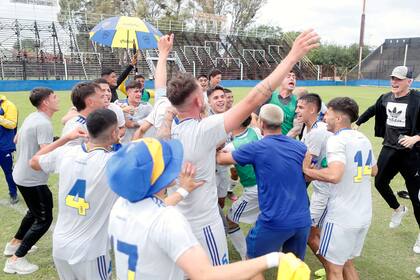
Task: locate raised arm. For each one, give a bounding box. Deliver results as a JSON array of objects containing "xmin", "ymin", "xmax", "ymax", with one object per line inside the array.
[
  {"xmin": 155, "ymin": 34, "xmax": 174, "ymax": 90},
  {"xmin": 116, "ymin": 52, "xmax": 137, "ymax": 87},
  {"xmin": 223, "ymin": 30, "xmax": 319, "ymax": 133},
  {"xmin": 30, "ymin": 128, "xmax": 87, "ymax": 171}
]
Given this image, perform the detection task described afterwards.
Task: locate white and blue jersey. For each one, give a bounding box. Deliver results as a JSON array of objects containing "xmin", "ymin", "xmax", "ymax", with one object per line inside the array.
[
  {"xmin": 38, "ymin": 144, "xmax": 117, "ymax": 265},
  {"xmin": 62, "ymin": 115, "xmax": 87, "ymax": 146},
  {"xmin": 109, "ymin": 197, "xmax": 199, "ymax": 280}
]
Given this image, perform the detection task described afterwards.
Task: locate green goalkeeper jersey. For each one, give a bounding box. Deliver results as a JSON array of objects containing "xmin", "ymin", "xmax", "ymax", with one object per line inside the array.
[
  {"xmin": 225, "ymin": 127, "xmax": 261, "ymax": 187},
  {"xmin": 268, "ymin": 91, "xmax": 297, "ymax": 135}
]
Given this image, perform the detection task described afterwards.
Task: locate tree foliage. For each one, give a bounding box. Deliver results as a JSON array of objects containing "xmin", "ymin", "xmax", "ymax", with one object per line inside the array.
[
  {"xmin": 307, "ymin": 43, "xmax": 371, "ymax": 69},
  {"xmin": 58, "ymin": 0, "xmax": 266, "ymax": 32}
]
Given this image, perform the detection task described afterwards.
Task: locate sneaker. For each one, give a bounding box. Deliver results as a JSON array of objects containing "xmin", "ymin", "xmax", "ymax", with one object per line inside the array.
[
  {"xmin": 9, "ymin": 195, "xmax": 19, "ymax": 205},
  {"xmin": 389, "ymin": 206, "xmax": 408, "ymax": 228},
  {"xmin": 413, "ymin": 234, "xmax": 420, "ymax": 254},
  {"xmin": 3, "ymin": 242, "xmax": 38, "ymax": 257},
  {"xmin": 416, "ymin": 266, "xmax": 420, "ymax": 275},
  {"xmin": 397, "ymin": 191, "xmax": 410, "ymax": 199},
  {"xmin": 3, "ymin": 257, "xmax": 38, "ymax": 274}
]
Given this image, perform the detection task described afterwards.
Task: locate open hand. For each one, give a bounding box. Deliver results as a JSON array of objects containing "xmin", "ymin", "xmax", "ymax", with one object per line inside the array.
[
  {"xmin": 398, "ymin": 135, "xmax": 420, "ymax": 149},
  {"xmin": 179, "ymin": 162, "xmax": 205, "ymax": 193},
  {"xmin": 289, "ymin": 29, "xmax": 320, "ymax": 60},
  {"xmin": 158, "ymin": 34, "xmax": 174, "ymax": 55}
]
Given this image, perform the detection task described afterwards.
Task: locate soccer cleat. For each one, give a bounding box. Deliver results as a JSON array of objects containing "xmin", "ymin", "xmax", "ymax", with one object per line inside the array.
[
  {"xmin": 416, "ymin": 266, "xmax": 420, "ymax": 275},
  {"xmin": 389, "ymin": 206, "xmax": 408, "ymax": 228},
  {"xmin": 3, "ymin": 257, "xmax": 38, "ymax": 275},
  {"xmin": 9, "ymin": 195, "xmax": 19, "ymax": 205},
  {"xmin": 413, "ymin": 233, "xmax": 420, "ymax": 254},
  {"xmin": 3, "ymin": 243, "xmax": 38, "ymax": 257}
]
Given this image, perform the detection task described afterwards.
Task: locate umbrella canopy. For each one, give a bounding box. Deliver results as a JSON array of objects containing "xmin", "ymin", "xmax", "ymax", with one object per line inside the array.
[{"xmin": 89, "ymin": 16, "xmax": 163, "ymax": 49}]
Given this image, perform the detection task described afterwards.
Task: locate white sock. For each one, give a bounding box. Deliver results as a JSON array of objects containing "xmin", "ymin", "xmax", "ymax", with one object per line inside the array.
[{"xmin": 228, "ymin": 227, "xmax": 247, "ymax": 260}]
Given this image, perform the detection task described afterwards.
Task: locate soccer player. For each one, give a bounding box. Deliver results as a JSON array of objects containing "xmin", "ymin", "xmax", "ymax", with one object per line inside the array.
[
  {"xmin": 217, "ymin": 104, "xmax": 311, "ymax": 277},
  {"xmin": 159, "ymin": 29, "xmax": 319, "ymax": 266},
  {"xmin": 107, "ymin": 139, "xmax": 305, "ymax": 280},
  {"xmin": 222, "ymin": 116, "xmax": 262, "ymax": 260},
  {"xmin": 115, "ymin": 80, "xmax": 152, "ymax": 143},
  {"xmin": 295, "ymin": 93, "xmax": 332, "ymax": 274},
  {"xmin": 0, "ymin": 94, "xmax": 18, "ymax": 204},
  {"xmin": 207, "ymin": 86, "xmax": 230, "ymax": 207},
  {"xmin": 264, "ymin": 71, "xmax": 298, "ymax": 135},
  {"xmin": 4, "ymin": 87, "xmax": 59, "ymax": 274},
  {"xmin": 303, "ymin": 97, "xmax": 378, "ymax": 280},
  {"xmin": 223, "ymin": 88, "xmax": 239, "ymax": 202},
  {"xmin": 61, "ymin": 82, "xmax": 106, "ymax": 145},
  {"xmin": 29, "ymin": 109, "xmax": 119, "ymax": 279}
]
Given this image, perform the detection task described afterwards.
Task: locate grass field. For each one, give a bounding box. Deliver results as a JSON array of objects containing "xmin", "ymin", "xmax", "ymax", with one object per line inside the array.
[{"xmin": 0, "ymin": 86, "xmax": 419, "ymax": 280}]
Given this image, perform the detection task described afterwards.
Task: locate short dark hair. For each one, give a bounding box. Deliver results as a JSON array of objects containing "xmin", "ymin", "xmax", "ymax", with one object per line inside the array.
[
  {"xmin": 93, "ymin": 78, "xmax": 109, "ymax": 85},
  {"xmin": 101, "ymin": 68, "xmax": 115, "ymax": 76},
  {"xmin": 125, "ymin": 80, "xmax": 142, "ymax": 91},
  {"xmin": 327, "ymin": 97, "xmax": 359, "ymax": 123},
  {"xmin": 71, "ymin": 82, "xmax": 100, "ymax": 112},
  {"xmin": 134, "ymin": 74, "xmax": 145, "ymax": 80},
  {"xmin": 223, "ymin": 88, "xmax": 232, "ymax": 94},
  {"xmin": 86, "ymin": 109, "xmax": 117, "ymax": 139},
  {"xmin": 209, "ymin": 69, "xmax": 222, "ymax": 80},
  {"xmin": 207, "ymin": 85, "xmax": 225, "ymax": 98},
  {"xmin": 167, "ymin": 73, "xmax": 199, "ymax": 106},
  {"xmin": 299, "ymin": 93, "xmax": 322, "ymax": 113},
  {"xmin": 197, "ymin": 74, "xmax": 207, "ymax": 80},
  {"xmin": 241, "ymin": 116, "xmax": 252, "ymax": 128},
  {"xmin": 29, "ymin": 87, "xmax": 54, "ymax": 108}
]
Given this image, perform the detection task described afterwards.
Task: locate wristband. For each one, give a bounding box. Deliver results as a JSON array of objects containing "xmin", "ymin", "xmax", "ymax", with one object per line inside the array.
[
  {"xmin": 266, "ymin": 252, "xmax": 280, "ymax": 269},
  {"xmin": 176, "ymin": 187, "xmax": 189, "ymax": 199}
]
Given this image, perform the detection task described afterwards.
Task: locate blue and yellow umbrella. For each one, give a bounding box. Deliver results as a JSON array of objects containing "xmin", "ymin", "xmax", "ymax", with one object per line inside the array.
[{"xmin": 89, "ymin": 16, "xmax": 163, "ymax": 49}]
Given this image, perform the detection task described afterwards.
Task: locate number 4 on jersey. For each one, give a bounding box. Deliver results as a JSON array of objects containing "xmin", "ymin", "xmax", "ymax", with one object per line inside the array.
[
  {"xmin": 65, "ymin": 179, "xmax": 90, "ymax": 216},
  {"xmin": 353, "ymin": 150, "xmax": 372, "ymax": 183}
]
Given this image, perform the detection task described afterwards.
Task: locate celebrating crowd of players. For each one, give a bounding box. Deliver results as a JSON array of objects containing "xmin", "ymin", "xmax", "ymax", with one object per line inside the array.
[{"xmin": 1, "ymin": 29, "xmax": 419, "ymax": 280}]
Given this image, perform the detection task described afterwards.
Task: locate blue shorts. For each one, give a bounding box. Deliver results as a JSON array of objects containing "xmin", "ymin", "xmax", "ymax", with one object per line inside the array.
[{"xmin": 246, "ymin": 220, "xmax": 310, "ymax": 260}]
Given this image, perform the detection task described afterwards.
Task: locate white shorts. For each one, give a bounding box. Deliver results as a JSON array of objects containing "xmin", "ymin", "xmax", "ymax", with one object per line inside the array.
[
  {"xmin": 227, "ymin": 186, "xmax": 259, "ymax": 224},
  {"xmin": 54, "ymin": 254, "xmax": 111, "ymax": 280},
  {"xmin": 318, "ymin": 222, "xmax": 369, "ymax": 265},
  {"xmin": 310, "ymin": 189, "xmax": 329, "ymax": 227},
  {"xmin": 216, "ymin": 166, "xmax": 230, "ymax": 198},
  {"xmin": 193, "ymin": 219, "xmax": 229, "ymax": 266}
]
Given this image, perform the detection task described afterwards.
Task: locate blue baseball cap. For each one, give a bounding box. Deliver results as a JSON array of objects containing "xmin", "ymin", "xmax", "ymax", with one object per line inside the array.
[{"xmin": 107, "ymin": 138, "xmax": 184, "ymax": 202}]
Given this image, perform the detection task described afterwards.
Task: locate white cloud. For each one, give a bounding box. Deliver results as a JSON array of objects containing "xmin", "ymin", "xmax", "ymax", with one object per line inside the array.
[{"xmin": 257, "ymin": 0, "xmax": 420, "ymax": 47}]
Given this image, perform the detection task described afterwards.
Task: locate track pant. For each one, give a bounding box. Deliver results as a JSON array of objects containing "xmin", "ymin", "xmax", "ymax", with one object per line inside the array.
[
  {"xmin": 0, "ymin": 150, "xmax": 17, "ymax": 197},
  {"xmin": 375, "ymin": 146, "xmax": 420, "ymax": 228},
  {"xmin": 14, "ymin": 184, "xmax": 53, "ymax": 257}
]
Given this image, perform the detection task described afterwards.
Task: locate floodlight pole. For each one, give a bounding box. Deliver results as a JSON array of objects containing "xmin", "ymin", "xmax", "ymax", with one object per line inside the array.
[{"xmin": 358, "ymin": 0, "xmax": 366, "ymax": 79}]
